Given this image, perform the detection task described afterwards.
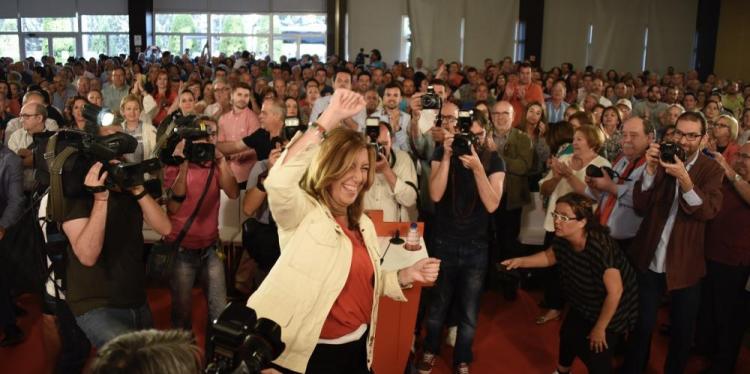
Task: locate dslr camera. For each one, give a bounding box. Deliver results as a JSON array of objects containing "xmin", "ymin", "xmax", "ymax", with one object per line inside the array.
[
  {"xmin": 205, "ymin": 302, "xmax": 285, "ymax": 374},
  {"xmin": 659, "ymin": 142, "xmax": 685, "ymax": 164},
  {"xmin": 452, "ymin": 110, "xmax": 477, "ymax": 157},
  {"xmin": 158, "ymin": 115, "xmax": 216, "ymax": 166},
  {"xmin": 421, "ymin": 85, "xmax": 442, "ymax": 110},
  {"xmin": 585, "ymin": 164, "xmax": 617, "ymax": 179},
  {"xmin": 33, "ymin": 129, "xmax": 162, "ymax": 197},
  {"xmin": 283, "ymin": 117, "xmax": 307, "ymax": 141},
  {"xmin": 365, "ymin": 117, "xmax": 385, "ymax": 160}
]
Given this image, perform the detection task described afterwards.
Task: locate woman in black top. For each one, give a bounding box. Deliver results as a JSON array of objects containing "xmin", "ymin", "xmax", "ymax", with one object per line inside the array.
[{"xmin": 503, "ymin": 192, "xmax": 637, "ymax": 374}]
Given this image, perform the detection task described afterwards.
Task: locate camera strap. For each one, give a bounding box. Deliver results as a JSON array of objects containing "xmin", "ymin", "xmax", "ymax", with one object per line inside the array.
[
  {"xmin": 46, "ymin": 133, "xmax": 80, "ymax": 223},
  {"xmin": 168, "ymin": 163, "xmax": 215, "ymax": 249}
]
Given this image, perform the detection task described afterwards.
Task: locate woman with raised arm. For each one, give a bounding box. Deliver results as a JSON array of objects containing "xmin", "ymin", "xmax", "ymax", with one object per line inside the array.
[{"xmin": 250, "ymin": 89, "xmax": 441, "ymax": 374}]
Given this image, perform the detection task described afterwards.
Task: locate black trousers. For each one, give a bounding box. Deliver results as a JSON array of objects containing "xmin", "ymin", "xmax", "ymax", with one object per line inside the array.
[
  {"xmin": 0, "ymin": 237, "xmax": 17, "ymax": 330},
  {"xmin": 273, "ymin": 332, "xmax": 371, "ymax": 374},
  {"xmin": 622, "ymin": 270, "xmax": 701, "ymax": 374},
  {"xmin": 695, "ymin": 260, "xmax": 750, "ymax": 373},
  {"xmin": 492, "ymin": 201, "xmax": 523, "ymax": 262},
  {"xmin": 559, "ymin": 309, "xmax": 621, "ymax": 374},
  {"xmin": 540, "ymin": 231, "xmax": 564, "ymax": 310}
]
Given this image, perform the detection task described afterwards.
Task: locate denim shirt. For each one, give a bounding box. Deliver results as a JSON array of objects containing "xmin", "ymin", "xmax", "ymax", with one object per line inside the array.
[{"xmin": 0, "ymin": 146, "xmax": 25, "ymax": 229}]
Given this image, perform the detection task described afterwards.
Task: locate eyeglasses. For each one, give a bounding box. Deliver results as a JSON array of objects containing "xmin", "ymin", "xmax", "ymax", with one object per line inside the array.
[
  {"xmin": 713, "ymin": 122, "xmax": 730, "ymax": 129},
  {"xmin": 551, "ymin": 211, "xmax": 579, "ymax": 222},
  {"xmin": 19, "ymin": 113, "xmax": 39, "ymax": 119},
  {"xmin": 738, "ymin": 152, "xmax": 750, "ymax": 160},
  {"xmin": 672, "ymin": 130, "xmax": 703, "ymax": 141}
]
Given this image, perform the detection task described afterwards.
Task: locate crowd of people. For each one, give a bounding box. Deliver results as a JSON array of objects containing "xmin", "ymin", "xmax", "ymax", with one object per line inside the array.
[{"xmin": 0, "ymin": 47, "xmax": 748, "ymax": 374}]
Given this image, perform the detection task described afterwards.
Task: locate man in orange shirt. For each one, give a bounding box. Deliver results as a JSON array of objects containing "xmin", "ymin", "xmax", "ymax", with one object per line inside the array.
[
  {"xmin": 216, "ymin": 82, "xmax": 260, "ymax": 188},
  {"xmin": 504, "ymin": 63, "xmax": 544, "ymax": 126}
]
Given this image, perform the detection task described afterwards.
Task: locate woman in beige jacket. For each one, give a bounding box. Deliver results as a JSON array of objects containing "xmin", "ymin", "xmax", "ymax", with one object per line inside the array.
[{"xmin": 251, "ymin": 90, "xmax": 440, "ymax": 374}]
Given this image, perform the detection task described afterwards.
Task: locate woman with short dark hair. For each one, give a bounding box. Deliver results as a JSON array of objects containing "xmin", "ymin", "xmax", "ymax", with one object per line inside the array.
[{"xmin": 503, "ymin": 192, "xmax": 638, "ymax": 374}]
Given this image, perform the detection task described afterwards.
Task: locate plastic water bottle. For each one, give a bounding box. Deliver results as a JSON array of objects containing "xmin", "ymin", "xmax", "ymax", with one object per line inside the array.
[{"xmin": 405, "ymin": 222, "xmax": 421, "ymax": 251}]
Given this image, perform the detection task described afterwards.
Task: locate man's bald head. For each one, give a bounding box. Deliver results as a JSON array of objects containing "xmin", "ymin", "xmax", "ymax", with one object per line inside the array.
[{"xmin": 491, "ymin": 100, "xmax": 514, "ymax": 132}]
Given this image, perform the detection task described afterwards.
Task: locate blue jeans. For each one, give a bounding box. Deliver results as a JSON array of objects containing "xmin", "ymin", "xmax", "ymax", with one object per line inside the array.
[
  {"xmin": 75, "ymin": 303, "xmax": 153, "ymax": 348},
  {"xmin": 170, "ymin": 245, "xmax": 227, "ymax": 330},
  {"xmin": 424, "ymin": 236, "xmax": 487, "ymax": 364}
]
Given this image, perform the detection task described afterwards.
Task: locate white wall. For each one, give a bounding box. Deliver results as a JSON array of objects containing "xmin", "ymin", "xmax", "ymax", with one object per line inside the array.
[{"xmin": 347, "ymin": 0, "xmax": 406, "ymax": 65}]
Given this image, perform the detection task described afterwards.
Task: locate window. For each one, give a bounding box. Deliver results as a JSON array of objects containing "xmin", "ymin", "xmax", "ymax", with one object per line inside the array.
[
  {"xmin": 585, "ymin": 24, "xmax": 594, "ymax": 66},
  {"xmin": 459, "ymin": 17, "xmax": 465, "ymax": 63},
  {"xmin": 211, "ymin": 14, "xmax": 270, "ymax": 57},
  {"xmin": 0, "ymin": 19, "xmax": 19, "ymax": 61},
  {"xmin": 400, "ymin": 16, "xmax": 411, "ymax": 63},
  {"xmin": 641, "ymin": 27, "xmax": 649, "ymax": 71},
  {"xmin": 690, "ymin": 31, "xmax": 699, "ymax": 70},
  {"xmin": 21, "ymin": 17, "xmax": 78, "ymax": 33},
  {"xmin": 154, "ymin": 13, "xmax": 208, "ymax": 58},
  {"xmin": 513, "ymin": 20, "xmax": 526, "ymax": 62},
  {"xmin": 81, "ymin": 15, "xmax": 130, "ymax": 58},
  {"xmin": 272, "ymin": 15, "xmax": 327, "ymax": 59}
]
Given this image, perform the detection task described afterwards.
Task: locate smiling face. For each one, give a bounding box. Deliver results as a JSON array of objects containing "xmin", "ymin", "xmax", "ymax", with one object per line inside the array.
[
  {"xmin": 553, "ymin": 202, "xmax": 586, "ymax": 238},
  {"xmin": 328, "ymin": 148, "xmax": 370, "ymax": 212}
]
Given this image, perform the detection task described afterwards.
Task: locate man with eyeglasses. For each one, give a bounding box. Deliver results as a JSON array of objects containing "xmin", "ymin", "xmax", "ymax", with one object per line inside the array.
[
  {"xmin": 7, "ymin": 103, "xmax": 54, "ymax": 192},
  {"xmin": 622, "ymin": 111, "xmax": 724, "ymax": 374},
  {"xmin": 204, "ymin": 79, "xmax": 231, "ymax": 119},
  {"xmin": 3, "ymin": 91, "xmax": 59, "ymax": 145},
  {"xmin": 488, "ymin": 100, "xmax": 533, "ymax": 300},
  {"xmin": 692, "ymin": 143, "xmax": 750, "ymax": 373}
]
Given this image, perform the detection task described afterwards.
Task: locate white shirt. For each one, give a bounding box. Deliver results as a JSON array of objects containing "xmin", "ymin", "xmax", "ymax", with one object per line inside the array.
[
  {"xmin": 641, "ymin": 153, "xmax": 703, "ymax": 273},
  {"xmin": 4, "ymin": 117, "xmax": 58, "ymax": 145},
  {"xmin": 363, "ymin": 149, "xmax": 418, "ymax": 222}
]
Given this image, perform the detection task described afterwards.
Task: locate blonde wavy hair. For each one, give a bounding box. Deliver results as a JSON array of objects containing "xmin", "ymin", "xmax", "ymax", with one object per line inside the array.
[{"xmin": 301, "ymin": 127, "xmax": 376, "ymax": 229}]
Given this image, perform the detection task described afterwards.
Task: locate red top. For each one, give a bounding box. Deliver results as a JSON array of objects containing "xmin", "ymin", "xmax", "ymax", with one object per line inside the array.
[
  {"xmin": 705, "ymin": 180, "xmax": 750, "ymax": 266},
  {"xmin": 319, "ymin": 223, "xmax": 375, "ymax": 339},
  {"xmin": 163, "ymin": 163, "xmax": 221, "ymax": 249},
  {"xmin": 153, "ymin": 91, "xmax": 177, "ymax": 126}
]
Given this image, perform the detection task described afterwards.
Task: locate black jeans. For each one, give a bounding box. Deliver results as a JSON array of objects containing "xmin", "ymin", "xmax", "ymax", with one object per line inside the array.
[
  {"xmin": 695, "ymin": 260, "xmax": 750, "ymax": 373},
  {"xmin": 272, "ymin": 332, "xmax": 371, "ymax": 374},
  {"xmin": 492, "ymin": 201, "xmax": 523, "ymax": 262},
  {"xmin": 559, "ymin": 309, "xmax": 621, "ymax": 374},
  {"xmin": 622, "ymin": 270, "xmax": 701, "ymax": 374}
]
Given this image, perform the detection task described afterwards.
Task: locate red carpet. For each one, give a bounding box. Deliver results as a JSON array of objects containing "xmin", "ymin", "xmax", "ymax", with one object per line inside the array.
[{"xmin": 1, "ymin": 289, "xmax": 748, "ymax": 374}]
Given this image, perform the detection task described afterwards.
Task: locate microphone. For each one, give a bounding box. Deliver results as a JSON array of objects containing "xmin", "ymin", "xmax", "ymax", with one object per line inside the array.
[
  {"xmin": 380, "ymin": 230, "xmax": 405, "ymax": 265},
  {"xmin": 389, "ymin": 229, "xmax": 405, "ymax": 245}
]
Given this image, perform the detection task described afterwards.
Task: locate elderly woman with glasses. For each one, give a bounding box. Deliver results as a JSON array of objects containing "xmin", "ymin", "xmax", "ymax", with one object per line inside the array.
[
  {"xmin": 503, "ymin": 192, "xmax": 638, "ymax": 374},
  {"xmin": 708, "ymin": 114, "xmax": 741, "ymax": 164}
]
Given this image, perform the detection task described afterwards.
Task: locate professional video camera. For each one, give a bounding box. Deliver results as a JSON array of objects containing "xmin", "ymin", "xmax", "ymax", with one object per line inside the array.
[
  {"xmin": 421, "ymin": 85, "xmax": 442, "ymax": 110},
  {"xmin": 452, "ymin": 110, "xmax": 477, "ymax": 157},
  {"xmin": 32, "ymin": 129, "xmax": 161, "ymax": 197},
  {"xmin": 158, "ymin": 114, "xmax": 216, "ymax": 166},
  {"xmin": 365, "ymin": 117, "xmax": 384, "ymax": 160},
  {"xmin": 283, "ymin": 117, "xmax": 307, "ymax": 141},
  {"xmin": 205, "ymin": 302, "xmax": 285, "ymax": 374},
  {"xmin": 659, "ymin": 142, "xmax": 685, "ymax": 164}
]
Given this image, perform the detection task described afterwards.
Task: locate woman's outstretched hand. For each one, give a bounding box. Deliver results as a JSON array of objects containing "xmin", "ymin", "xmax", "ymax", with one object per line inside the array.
[{"xmin": 399, "ymin": 258, "xmax": 441, "ymax": 285}]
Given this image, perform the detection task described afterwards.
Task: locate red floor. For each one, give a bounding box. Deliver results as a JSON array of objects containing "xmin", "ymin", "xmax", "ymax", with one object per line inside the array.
[{"xmin": 1, "ymin": 289, "xmax": 747, "ymax": 374}]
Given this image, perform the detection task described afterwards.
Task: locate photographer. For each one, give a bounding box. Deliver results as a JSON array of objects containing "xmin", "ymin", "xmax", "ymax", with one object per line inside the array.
[
  {"xmin": 585, "ymin": 116, "xmax": 654, "ymax": 252},
  {"xmin": 622, "ymin": 112, "xmax": 724, "ymax": 374},
  {"xmin": 419, "ymin": 111, "xmax": 505, "ymax": 374},
  {"xmin": 164, "ymin": 116, "xmax": 239, "ymax": 335},
  {"xmin": 363, "ymin": 121, "xmax": 418, "ymax": 222},
  {"xmin": 247, "ymin": 89, "xmax": 440, "ymax": 374},
  {"xmin": 61, "ymin": 127, "xmax": 172, "ymax": 348}
]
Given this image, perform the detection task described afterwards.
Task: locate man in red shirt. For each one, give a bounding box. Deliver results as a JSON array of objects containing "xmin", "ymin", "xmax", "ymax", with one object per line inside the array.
[
  {"xmin": 164, "ymin": 118, "xmax": 239, "ymax": 339},
  {"xmin": 504, "ymin": 63, "xmax": 544, "ymax": 126}
]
